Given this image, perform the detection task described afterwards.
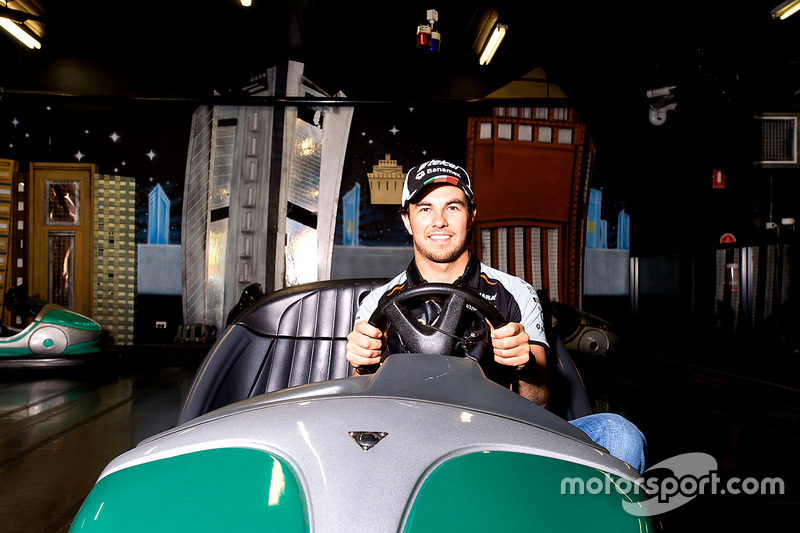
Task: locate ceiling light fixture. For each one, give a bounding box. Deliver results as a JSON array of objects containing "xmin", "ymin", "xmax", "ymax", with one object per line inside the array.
[
  {"xmin": 771, "ymin": 0, "xmax": 800, "ymax": 19},
  {"xmin": 0, "ymin": 17, "xmax": 40, "ymax": 49},
  {"xmin": 241, "ymin": 0, "xmax": 252, "ymax": 6},
  {"xmin": 479, "ymin": 24, "xmax": 507, "ymax": 65},
  {"xmin": 415, "ymin": 9, "xmax": 440, "ymax": 54}
]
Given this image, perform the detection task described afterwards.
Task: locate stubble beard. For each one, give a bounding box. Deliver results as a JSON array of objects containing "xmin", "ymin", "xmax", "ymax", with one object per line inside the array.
[{"xmin": 414, "ymin": 235, "xmax": 469, "ymax": 264}]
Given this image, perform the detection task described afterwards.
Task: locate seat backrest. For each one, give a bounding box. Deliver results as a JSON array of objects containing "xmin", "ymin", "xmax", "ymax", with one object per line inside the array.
[
  {"xmin": 178, "ymin": 279, "xmax": 593, "ymax": 425},
  {"xmin": 537, "ymin": 288, "xmax": 592, "ymax": 420},
  {"xmin": 177, "ymin": 278, "xmax": 386, "ymax": 425},
  {"xmin": 546, "ymin": 333, "xmax": 593, "ymax": 420}
]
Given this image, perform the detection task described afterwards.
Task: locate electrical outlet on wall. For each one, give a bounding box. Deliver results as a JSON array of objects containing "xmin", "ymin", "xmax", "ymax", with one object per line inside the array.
[{"xmin": 155, "ymin": 321, "xmax": 167, "ymax": 329}]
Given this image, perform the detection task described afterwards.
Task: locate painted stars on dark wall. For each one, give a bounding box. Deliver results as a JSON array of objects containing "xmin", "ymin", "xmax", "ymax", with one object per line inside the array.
[
  {"xmin": 0, "ymin": 100, "xmax": 194, "ymax": 245},
  {"xmin": 1, "ymin": 101, "xmax": 191, "ymax": 179},
  {"xmin": 335, "ymin": 104, "xmax": 472, "ymax": 246}
]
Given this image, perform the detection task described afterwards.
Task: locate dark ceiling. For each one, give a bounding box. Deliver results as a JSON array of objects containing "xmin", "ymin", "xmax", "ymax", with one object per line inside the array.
[
  {"xmin": 5, "ymin": 1, "xmax": 800, "ymax": 108},
  {"xmin": 2, "ymin": 0, "xmax": 800, "ymax": 250}
]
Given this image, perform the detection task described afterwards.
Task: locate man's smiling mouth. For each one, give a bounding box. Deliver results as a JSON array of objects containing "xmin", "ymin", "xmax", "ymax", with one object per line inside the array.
[{"xmin": 428, "ymin": 233, "xmax": 453, "ymax": 243}]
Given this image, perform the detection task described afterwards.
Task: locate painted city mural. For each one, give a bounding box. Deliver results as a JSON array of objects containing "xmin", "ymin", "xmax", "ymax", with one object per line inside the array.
[
  {"xmin": 0, "ymin": 99, "xmax": 190, "ymax": 343},
  {"xmin": 0, "ymin": 64, "xmax": 613, "ymax": 343}
]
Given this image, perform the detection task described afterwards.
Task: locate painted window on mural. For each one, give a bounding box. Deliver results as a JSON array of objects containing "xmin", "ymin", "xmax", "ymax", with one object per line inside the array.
[
  {"xmin": 557, "ymin": 128, "xmax": 573, "ymax": 145},
  {"xmin": 48, "ymin": 231, "xmax": 74, "ymax": 308},
  {"xmin": 45, "ymin": 181, "xmax": 80, "ymax": 225}
]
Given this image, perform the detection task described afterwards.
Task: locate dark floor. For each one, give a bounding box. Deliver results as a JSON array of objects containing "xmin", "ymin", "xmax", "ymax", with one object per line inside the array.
[
  {"xmin": 0, "ymin": 349, "xmax": 204, "ymax": 533},
  {"xmin": 1, "ymin": 338, "xmax": 798, "ymax": 532},
  {"xmin": 586, "ymin": 328, "xmax": 800, "ymax": 532}
]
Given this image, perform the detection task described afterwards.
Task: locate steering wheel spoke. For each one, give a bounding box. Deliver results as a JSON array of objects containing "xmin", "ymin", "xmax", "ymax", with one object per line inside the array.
[{"xmin": 437, "ymin": 293, "xmax": 466, "ymax": 334}]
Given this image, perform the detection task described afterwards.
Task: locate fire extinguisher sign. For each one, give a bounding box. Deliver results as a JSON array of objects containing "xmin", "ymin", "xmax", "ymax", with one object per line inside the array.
[{"xmin": 713, "ymin": 170, "xmax": 726, "ymax": 189}]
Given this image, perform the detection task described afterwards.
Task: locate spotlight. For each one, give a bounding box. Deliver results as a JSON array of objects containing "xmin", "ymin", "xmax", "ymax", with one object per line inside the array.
[
  {"xmin": 416, "ymin": 9, "xmax": 441, "ymax": 54},
  {"xmin": 416, "ymin": 24, "xmax": 432, "ymax": 48}
]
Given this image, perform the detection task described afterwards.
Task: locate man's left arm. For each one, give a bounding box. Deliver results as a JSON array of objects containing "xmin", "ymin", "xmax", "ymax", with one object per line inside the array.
[{"xmin": 490, "ymin": 323, "xmax": 550, "ymax": 407}]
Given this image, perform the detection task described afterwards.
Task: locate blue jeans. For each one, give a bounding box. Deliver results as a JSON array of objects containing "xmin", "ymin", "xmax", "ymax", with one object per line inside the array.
[{"xmin": 569, "ymin": 413, "xmax": 647, "ymax": 473}]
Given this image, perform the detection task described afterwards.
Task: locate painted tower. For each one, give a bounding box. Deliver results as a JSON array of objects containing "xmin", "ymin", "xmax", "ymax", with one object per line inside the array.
[
  {"xmin": 181, "ymin": 61, "xmax": 353, "ymax": 331},
  {"xmin": 467, "ymin": 69, "xmax": 595, "ymax": 307}
]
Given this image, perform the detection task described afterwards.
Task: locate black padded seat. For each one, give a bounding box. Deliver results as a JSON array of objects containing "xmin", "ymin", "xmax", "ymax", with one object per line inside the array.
[
  {"xmin": 178, "ymin": 278, "xmax": 593, "ymax": 425},
  {"xmin": 177, "ymin": 279, "xmax": 386, "ymax": 425},
  {"xmin": 537, "ymin": 288, "xmax": 592, "ymax": 421},
  {"xmin": 546, "ymin": 331, "xmax": 593, "ymax": 420}
]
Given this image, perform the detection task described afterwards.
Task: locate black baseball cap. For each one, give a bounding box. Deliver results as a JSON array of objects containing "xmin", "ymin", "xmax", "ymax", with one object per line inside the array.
[{"xmin": 401, "ymin": 159, "xmax": 474, "ymax": 208}]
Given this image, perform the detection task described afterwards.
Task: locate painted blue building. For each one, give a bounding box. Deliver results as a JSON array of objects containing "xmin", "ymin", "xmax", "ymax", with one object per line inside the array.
[
  {"xmin": 617, "ymin": 209, "xmax": 630, "ymax": 250},
  {"xmin": 586, "ymin": 188, "xmax": 604, "ymax": 249},
  {"xmin": 148, "ymin": 184, "xmax": 170, "ymax": 245},
  {"xmin": 342, "ymin": 183, "xmax": 360, "ymax": 246}
]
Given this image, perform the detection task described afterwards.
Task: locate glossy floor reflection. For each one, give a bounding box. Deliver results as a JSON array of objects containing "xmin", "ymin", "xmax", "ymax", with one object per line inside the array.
[
  {"xmin": 0, "ymin": 351, "xmax": 203, "ymax": 533},
  {"xmin": 580, "ymin": 331, "xmax": 800, "ymax": 532},
  {"xmin": 1, "ymin": 340, "xmax": 798, "ymax": 532}
]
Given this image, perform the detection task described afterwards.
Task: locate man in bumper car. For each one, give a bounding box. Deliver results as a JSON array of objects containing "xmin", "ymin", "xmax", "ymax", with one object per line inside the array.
[{"xmin": 346, "ymin": 158, "xmax": 646, "ymax": 473}]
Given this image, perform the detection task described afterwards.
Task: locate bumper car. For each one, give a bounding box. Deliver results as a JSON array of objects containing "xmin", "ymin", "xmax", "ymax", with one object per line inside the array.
[
  {"xmin": 71, "ymin": 280, "xmax": 651, "ymax": 531},
  {"xmin": 550, "ymin": 301, "xmax": 620, "ymax": 356},
  {"xmin": 0, "ymin": 285, "xmax": 102, "ymax": 366}
]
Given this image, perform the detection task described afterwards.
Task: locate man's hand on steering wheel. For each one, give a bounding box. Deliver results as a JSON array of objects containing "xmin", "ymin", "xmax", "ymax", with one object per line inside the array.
[
  {"xmin": 489, "ymin": 322, "xmax": 532, "ymax": 368},
  {"xmin": 346, "ymin": 321, "xmax": 385, "ymax": 374}
]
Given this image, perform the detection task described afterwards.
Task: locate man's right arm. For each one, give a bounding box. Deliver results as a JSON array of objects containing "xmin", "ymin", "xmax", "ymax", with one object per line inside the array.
[{"xmin": 345, "ymin": 321, "xmax": 385, "ymax": 374}]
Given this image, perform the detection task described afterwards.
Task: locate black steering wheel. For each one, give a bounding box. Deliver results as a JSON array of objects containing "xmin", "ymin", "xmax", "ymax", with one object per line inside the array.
[{"xmin": 368, "ymin": 283, "xmax": 508, "ymax": 357}]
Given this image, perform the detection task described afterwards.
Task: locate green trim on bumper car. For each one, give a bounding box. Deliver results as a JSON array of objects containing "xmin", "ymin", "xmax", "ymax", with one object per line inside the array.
[
  {"xmin": 42, "ymin": 310, "xmax": 103, "ymax": 331},
  {"xmin": 403, "ymin": 451, "xmax": 651, "ymax": 532},
  {"xmin": 0, "ymin": 346, "xmax": 33, "ymax": 356},
  {"xmin": 71, "ymin": 448, "xmax": 308, "ymax": 532}
]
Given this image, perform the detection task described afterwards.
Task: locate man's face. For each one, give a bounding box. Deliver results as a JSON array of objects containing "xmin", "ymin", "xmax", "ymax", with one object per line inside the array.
[{"xmin": 401, "ymin": 184, "xmax": 475, "ymax": 265}]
